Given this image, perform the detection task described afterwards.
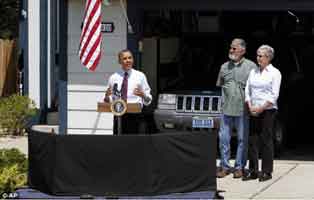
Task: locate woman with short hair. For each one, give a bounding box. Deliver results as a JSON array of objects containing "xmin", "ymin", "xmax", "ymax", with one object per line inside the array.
[{"xmin": 243, "ymin": 45, "xmax": 282, "ymax": 182}]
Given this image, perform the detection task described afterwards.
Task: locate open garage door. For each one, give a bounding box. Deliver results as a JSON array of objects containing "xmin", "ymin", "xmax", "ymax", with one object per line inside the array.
[
  {"xmin": 129, "ymin": 0, "xmax": 314, "ymax": 11},
  {"xmin": 131, "ymin": 7, "xmax": 314, "ymax": 154}
]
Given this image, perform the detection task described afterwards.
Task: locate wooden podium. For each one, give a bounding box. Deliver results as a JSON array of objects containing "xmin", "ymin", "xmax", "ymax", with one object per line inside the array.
[
  {"xmin": 97, "ymin": 101, "xmax": 141, "ymax": 135},
  {"xmin": 97, "ymin": 102, "xmax": 141, "ymax": 114}
]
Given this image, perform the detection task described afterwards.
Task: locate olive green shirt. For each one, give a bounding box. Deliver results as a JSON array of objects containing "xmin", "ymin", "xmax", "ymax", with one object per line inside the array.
[{"xmin": 216, "ymin": 58, "xmax": 257, "ymax": 116}]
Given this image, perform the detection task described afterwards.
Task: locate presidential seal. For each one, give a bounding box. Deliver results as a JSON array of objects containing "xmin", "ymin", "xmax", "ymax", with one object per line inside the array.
[{"xmin": 110, "ymin": 99, "xmax": 127, "ymax": 116}]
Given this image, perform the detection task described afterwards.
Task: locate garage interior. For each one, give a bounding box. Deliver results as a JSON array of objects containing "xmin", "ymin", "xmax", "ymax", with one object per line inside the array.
[{"xmin": 127, "ymin": 3, "xmax": 314, "ymax": 157}]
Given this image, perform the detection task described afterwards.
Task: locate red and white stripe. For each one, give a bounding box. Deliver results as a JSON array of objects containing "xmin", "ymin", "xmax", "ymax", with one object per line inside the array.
[{"xmin": 79, "ymin": 0, "xmax": 102, "ymax": 71}]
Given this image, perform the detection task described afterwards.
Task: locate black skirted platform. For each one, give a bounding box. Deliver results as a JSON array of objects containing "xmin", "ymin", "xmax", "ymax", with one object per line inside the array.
[
  {"xmin": 16, "ymin": 188, "xmax": 217, "ymax": 199},
  {"xmin": 28, "ymin": 130, "xmax": 217, "ymax": 197}
]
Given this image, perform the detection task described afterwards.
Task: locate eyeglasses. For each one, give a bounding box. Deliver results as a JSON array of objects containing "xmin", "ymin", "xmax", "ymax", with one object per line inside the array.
[{"xmin": 257, "ymin": 54, "xmax": 266, "ymax": 58}]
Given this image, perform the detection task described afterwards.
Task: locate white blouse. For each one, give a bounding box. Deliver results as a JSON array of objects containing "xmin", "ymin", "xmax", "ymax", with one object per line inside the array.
[{"xmin": 245, "ymin": 64, "xmax": 282, "ymax": 110}]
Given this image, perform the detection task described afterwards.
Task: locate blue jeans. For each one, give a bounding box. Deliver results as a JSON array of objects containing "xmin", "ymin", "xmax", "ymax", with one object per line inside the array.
[{"xmin": 218, "ymin": 114, "xmax": 249, "ymax": 170}]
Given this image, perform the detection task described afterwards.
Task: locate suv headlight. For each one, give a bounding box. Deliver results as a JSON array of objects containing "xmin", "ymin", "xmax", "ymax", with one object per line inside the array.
[{"xmin": 158, "ymin": 94, "xmax": 176, "ymax": 105}]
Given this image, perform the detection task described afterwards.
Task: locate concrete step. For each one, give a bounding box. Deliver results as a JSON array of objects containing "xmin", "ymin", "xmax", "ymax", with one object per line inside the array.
[{"xmin": 47, "ymin": 111, "xmax": 58, "ymax": 125}]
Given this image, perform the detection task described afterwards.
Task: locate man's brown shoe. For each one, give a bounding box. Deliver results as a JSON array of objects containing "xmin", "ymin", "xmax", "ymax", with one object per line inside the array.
[
  {"xmin": 233, "ymin": 169, "xmax": 243, "ymax": 178},
  {"xmin": 216, "ymin": 168, "xmax": 230, "ymax": 178}
]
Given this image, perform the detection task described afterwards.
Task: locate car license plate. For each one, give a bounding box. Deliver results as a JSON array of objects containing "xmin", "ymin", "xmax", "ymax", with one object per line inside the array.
[{"xmin": 192, "ymin": 117, "xmax": 214, "ymax": 128}]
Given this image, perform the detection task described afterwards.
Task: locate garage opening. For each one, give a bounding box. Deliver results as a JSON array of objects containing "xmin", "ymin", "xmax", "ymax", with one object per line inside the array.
[{"xmin": 135, "ymin": 10, "xmax": 314, "ymax": 156}]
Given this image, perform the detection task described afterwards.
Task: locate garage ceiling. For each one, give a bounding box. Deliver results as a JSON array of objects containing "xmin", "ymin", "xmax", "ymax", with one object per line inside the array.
[{"xmin": 129, "ymin": 0, "xmax": 314, "ymax": 11}]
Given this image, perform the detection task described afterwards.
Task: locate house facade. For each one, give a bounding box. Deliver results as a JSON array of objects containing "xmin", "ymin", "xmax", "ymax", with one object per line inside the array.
[
  {"xmin": 22, "ymin": 0, "xmax": 129, "ymax": 134},
  {"xmin": 22, "ymin": 0, "xmax": 314, "ymax": 135}
]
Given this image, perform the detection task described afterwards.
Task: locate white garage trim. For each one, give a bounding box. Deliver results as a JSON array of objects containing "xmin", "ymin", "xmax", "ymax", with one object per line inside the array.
[{"xmin": 28, "ymin": 1, "xmax": 41, "ymax": 108}]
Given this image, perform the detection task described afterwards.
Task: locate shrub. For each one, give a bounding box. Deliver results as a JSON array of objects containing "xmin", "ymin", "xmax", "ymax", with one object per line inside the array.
[
  {"xmin": 0, "ymin": 164, "xmax": 27, "ymax": 195},
  {"xmin": 0, "ymin": 148, "xmax": 28, "ymax": 172},
  {"xmin": 0, "ymin": 0, "xmax": 19, "ymax": 39},
  {"xmin": 0, "ymin": 94, "xmax": 37, "ymax": 136},
  {"xmin": 0, "ymin": 148, "xmax": 27, "ymax": 195}
]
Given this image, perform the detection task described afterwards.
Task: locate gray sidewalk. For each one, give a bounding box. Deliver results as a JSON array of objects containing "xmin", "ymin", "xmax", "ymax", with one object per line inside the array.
[
  {"xmin": 217, "ymin": 160, "xmax": 314, "ymax": 199},
  {"xmin": 0, "ymin": 136, "xmax": 28, "ymax": 155},
  {"xmin": 1, "ymin": 136, "xmax": 314, "ymax": 199}
]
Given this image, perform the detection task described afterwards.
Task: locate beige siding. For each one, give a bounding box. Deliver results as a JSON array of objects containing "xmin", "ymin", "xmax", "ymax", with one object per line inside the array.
[
  {"xmin": 68, "ymin": 91, "xmax": 105, "ymax": 110},
  {"xmin": 67, "ymin": 111, "xmax": 113, "ymax": 130}
]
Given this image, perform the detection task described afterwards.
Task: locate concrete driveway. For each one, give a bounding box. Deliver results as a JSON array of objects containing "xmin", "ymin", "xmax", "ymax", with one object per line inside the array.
[
  {"xmin": 1, "ymin": 136, "xmax": 314, "ymax": 199},
  {"xmin": 217, "ymin": 160, "xmax": 314, "ymax": 199},
  {"xmin": 218, "ymin": 145, "xmax": 314, "ymax": 199},
  {"xmin": 0, "ymin": 136, "xmax": 28, "ymax": 155}
]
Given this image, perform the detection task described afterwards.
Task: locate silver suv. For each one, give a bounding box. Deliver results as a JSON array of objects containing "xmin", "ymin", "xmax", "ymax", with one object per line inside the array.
[{"xmin": 154, "ymin": 90, "xmax": 222, "ymax": 132}]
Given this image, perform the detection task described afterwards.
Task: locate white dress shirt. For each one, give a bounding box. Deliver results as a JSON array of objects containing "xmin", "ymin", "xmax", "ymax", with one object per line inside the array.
[
  {"xmin": 107, "ymin": 68, "xmax": 152, "ymax": 106},
  {"xmin": 245, "ymin": 64, "xmax": 282, "ymax": 110}
]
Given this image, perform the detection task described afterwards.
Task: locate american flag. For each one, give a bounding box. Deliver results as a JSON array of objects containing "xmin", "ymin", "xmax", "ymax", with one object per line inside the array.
[{"xmin": 79, "ymin": 0, "xmax": 102, "ymax": 71}]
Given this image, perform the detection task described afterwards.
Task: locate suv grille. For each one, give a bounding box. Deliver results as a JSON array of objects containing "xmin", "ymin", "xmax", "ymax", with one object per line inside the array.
[{"xmin": 176, "ymin": 95, "xmax": 221, "ymax": 113}]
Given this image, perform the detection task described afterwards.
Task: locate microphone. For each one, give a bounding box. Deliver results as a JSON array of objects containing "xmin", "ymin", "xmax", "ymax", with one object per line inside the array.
[
  {"xmin": 113, "ymin": 83, "xmax": 118, "ymax": 92},
  {"xmin": 113, "ymin": 83, "xmax": 120, "ymax": 97}
]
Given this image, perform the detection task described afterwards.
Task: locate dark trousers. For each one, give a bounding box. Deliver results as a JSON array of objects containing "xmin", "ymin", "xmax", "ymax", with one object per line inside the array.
[
  {"xmin": 113, "ymin": 113, "xmax": 145, "ymax": 135},
  {"xmin": 248, "ymin": 109, "xmax": 276, "ymax": 174}
]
